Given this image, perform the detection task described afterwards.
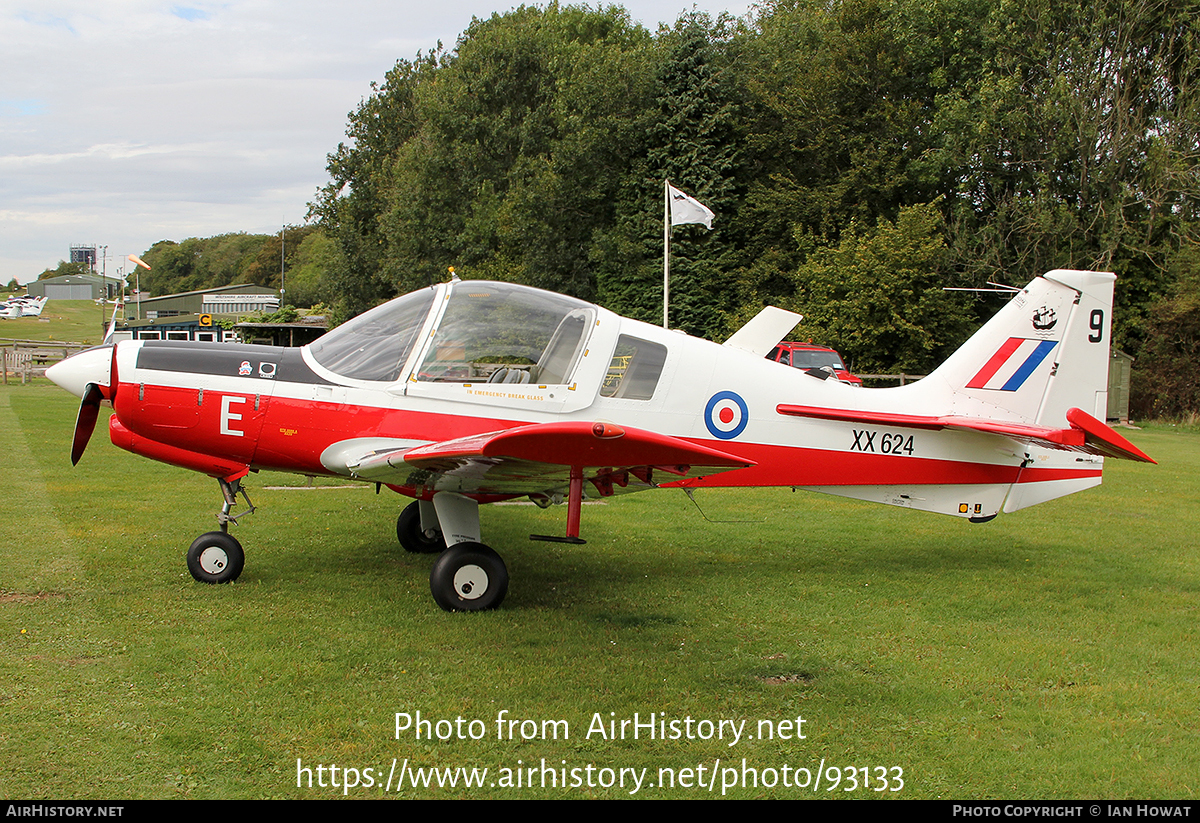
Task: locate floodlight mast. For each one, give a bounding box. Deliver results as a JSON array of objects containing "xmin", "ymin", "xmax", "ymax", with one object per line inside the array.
[
  {"xmin": 280, "ymin": 219, "xmax": 285, "ymax": 302},
  {"xmin": 127, "ymin": 254, "xmax": 151, "ymax": 321}
]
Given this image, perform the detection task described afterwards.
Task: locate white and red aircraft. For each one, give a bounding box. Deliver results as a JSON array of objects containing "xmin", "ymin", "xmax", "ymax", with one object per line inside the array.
[
  {"xmin": 47, "ymin": 269, "xmax": 1153, "ymax": 611},
  {"xmin": 2, "ymin": 295, "xmax": 48, "ymax": 318}
]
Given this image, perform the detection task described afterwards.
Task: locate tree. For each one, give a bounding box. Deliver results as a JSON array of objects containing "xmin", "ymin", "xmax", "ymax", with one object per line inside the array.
[
  {"xmin": 240, "ymin": 224, "xmax": 322, "ymax": 290},
  {"xmin": 738, "ymin": 0, "xmax": 974, "ymax": 255},
  {"xmin": 313, "ymin": 4, "xmax": 659, "ymax": 317},
  {"xmin": 37, "ymin": 260, "xmax": 91, "ymax": 280},
  {"xmin": 1129, "ymin": 243, "xmax": 1200, "ymax": 418},
  {"xmin": 595, "ymin": 12, "xmax": 745, "ymax": 338},
  {"xmin": 930, "ymin": 0, "xmax": 1200, "ymax": 352},
  {"xmin": 310, "ymin": 50, "xmax": 441, "ymax": 317},
  {"xmin": 139, "ymin": 234, "xmax": 272, "ymax": 295},
  {"xmin": 282, "ymin": 229, "xmax": 342, "ymax": 308},
  {"xmin": 773, "ymin": 202, "xmax": 972, "ymax": 373}
]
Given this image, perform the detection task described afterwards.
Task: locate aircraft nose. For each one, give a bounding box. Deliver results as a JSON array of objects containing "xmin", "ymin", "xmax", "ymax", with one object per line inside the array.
[{"xmin": 46, "ymin": 345, "xmax": 113, "ymax": 399}]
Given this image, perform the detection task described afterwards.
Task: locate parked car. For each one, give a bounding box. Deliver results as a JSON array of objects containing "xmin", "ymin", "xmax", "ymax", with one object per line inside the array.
[{"xmin": 767, "ymin": 342, "xmax": 863, "ymax": 386}]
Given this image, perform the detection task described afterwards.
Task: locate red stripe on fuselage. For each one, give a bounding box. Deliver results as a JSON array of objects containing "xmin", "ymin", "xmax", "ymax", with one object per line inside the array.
[
  {"xmin": 256, "ymin": 397, "xmax": 1098, "ymax": 489},
  {"xmin": 252, "ymin": 393, "xmax": 527, "ymax": 474},
  {"xmin": 670, "ymin": 439, "xmax": 1020, "ymax": 488},
  {"xmin": 112, "ymin": 380, "xmax": 1102, "ymax": 490}
]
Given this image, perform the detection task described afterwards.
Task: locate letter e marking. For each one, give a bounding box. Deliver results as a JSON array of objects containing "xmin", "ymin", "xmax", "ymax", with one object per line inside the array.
[{"xmin": 220, "ymin": 395, "xmax": 246, "ymax": 436}]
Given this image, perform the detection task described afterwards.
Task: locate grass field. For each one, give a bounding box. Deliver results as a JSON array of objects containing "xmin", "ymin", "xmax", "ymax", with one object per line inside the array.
[
  {"xmin": 0, "ymin": 378, "xmax": 1194, "ymax": 799},
  {"xmin": 0, "ymin": 300, "xmax": 111, "ymax": 346}
]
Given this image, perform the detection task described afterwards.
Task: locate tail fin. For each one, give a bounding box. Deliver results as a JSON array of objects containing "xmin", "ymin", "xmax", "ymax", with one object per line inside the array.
[
  {"xmin": 923, "ymin": 270, "xmax": 1114, "ymax": 427},
  {"xmin": 781, "ymin": 270, "xmax": 1148, "ymax": 519},
  {"xmin": 925, "ymin": 269, "xmax": 1139, "ymax": 513}
]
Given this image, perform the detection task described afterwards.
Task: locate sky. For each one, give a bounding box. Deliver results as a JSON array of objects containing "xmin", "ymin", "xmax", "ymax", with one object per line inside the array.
[{"xmin": 0, "ymin": 0, "xmax": 751, "ymax": 286}]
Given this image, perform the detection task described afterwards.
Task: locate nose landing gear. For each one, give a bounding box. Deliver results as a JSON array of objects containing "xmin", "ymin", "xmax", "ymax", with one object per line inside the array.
[
  {"xmin": 186, "ymin": 476, "xmax": 255, "ymax": 584},
  {"xmin": 186, "ymin": 531, "xmax": 245, "ymax": 584}
]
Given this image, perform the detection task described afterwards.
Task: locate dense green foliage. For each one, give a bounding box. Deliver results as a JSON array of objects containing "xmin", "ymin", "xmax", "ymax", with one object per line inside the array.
[
  {"xmin": 772, "ymin": 203, "xmax": 973, "ymax": 373},
  {"xmin": 1129, "ymin": 249, "xmax": 1200, "ymax": 418},
  {"xmin": 308, "ymin": 0, "xmax": 1197, "ymax": 398},
  {"xmin": 136, "ymin": 226, "xmax": 326, "ymax": 303}
]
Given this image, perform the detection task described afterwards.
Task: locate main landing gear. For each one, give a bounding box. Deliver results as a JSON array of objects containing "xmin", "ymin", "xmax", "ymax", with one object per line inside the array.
[
  {"xmin": 186, "ymin": 476, "xmax": 254, "ymax": 585},
  {"xmin": 400, "ymin": 493, "xmax": 511, "ymax": 613},
  {"xmin": 396, "ymin": 500, "xmax": 444, "ymax": 553}
]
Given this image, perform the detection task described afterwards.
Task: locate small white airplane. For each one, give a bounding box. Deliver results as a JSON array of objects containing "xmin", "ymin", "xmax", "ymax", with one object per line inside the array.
[
  {"xmin": 1, "ymin": 295, "xmax": 48, "ymax": 318},
  {"xmin": 47, "ymin": 269, "xmax": 1153, "ymax": 611}
]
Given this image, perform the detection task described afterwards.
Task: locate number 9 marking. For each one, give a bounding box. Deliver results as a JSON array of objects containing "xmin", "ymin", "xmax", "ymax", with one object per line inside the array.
[{"xmin": 1088, "ymin": 309, "xmax": 1104, "ymax": 343}]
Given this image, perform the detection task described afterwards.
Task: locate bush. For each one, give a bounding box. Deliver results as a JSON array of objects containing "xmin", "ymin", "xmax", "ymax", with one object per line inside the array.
[{"xmin": 1129, "ymin": 287, "xmax": 1200, "ymax": 419}]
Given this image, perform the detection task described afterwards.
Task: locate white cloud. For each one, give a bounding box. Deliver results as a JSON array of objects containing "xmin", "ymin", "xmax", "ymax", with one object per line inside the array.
[{"xmin": 0, "ymin": 0, "xmax": 749, "ymax": 284}]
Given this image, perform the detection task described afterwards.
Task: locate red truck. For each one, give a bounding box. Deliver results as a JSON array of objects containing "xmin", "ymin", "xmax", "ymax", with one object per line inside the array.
[{"xmin": 767, "ymin": 342, "xmax": 863, "ymax": 386}]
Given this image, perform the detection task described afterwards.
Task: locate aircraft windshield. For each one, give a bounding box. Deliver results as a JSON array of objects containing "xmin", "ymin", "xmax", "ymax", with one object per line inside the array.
[
  {"xmin": 308, "ymin": 288, "xmax": 436, "ymax": 381},
  {"xmin": 416, "ymin": 281, "xmax": 594, "ymax": 384}
]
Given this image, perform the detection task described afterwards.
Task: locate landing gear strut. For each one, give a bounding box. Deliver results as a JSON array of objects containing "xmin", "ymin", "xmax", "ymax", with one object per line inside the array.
[
  {"xmin": 216, "ymin": 476, "xmax": 256, "ymax": 530},
  {"xmin": 423, "ymin": 492, "xmax": 508, "ymax": 611},
  {"xmin": 186, "ymin": 476, "xmax": 255, "ymax": 585}
]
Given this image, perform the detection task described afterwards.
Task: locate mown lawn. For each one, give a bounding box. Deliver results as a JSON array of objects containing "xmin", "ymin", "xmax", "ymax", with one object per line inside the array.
[
  {"xmin": 0, "ymin": 299, "xmax": 109, "ymax": 346},
  {"xmin": 0, "ymin": 380, "xmax": 1193, "ymax": 798}
]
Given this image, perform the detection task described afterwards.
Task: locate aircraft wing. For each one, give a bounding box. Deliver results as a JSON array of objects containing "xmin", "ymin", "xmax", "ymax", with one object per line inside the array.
[
  {"xmin": 776, "ymin": 404, "xmax": 1155, "ymax": 463},
  {"xmin": 332, "ymin": 421, "xmax": 755, "ymax": 497}
]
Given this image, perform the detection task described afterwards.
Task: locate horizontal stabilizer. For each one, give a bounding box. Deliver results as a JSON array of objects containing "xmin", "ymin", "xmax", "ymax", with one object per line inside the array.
[
  {"xmin": 1063, "ymin": 407, "xmax": 1156, "ymax": 463},
  {"xmin": 776, "ymin": 404, "xmax": 1154, "ymax": 463}
]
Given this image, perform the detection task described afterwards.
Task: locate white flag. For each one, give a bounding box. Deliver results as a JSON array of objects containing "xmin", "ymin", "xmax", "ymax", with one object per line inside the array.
[{"xmin": 668, "ymin": 184, "xmax": 715, "ymax": 229}]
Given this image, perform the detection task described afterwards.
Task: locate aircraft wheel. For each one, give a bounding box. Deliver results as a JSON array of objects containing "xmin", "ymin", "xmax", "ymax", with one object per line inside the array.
[
  {"xmin": 187, "ymin": 531, "xmax": 245, "ymax": 584},
  {"xmin": 397, "ymin": 501, "xmax": 444, "ymax": 553},
  {"xmin": 429, "ymin": 543, "xmax": 508, "ymax": 612}
]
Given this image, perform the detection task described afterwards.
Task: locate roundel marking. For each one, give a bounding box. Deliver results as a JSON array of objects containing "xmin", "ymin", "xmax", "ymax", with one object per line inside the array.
[{"xmin": 704, "ymin": 391, "xmax": 749, "ymax": 440}]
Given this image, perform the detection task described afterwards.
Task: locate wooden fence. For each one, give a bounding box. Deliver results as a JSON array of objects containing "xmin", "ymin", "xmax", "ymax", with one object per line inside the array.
[
  {"xmin": 857, "ymin": 373, "xmax": 927, "ymax": 387},
  {"xmin": 1, "ymin": 339, "xmax": 90, "ymax": 385}
]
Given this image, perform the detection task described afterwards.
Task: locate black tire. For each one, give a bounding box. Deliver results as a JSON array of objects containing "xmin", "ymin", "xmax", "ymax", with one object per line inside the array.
[
  {"xmin": 187, "ymin": 531, "xmax": 245, "ymax": 584},
  {"xmin": 429, "ymin": 543, "xmax": 508, "ymax": 612},
  {"xmin": 397, "ymin": 501, "xmax": 444, "ymax": 553}
]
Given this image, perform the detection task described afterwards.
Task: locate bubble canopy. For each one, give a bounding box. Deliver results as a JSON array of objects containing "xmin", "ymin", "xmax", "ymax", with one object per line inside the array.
[
  {"xmin": 307, "ymin": 281, "xmax": 595, "ymax": 384},
  {"xmin": 306, "ymin": 286, "xmax": 435, "ymax": 382}
]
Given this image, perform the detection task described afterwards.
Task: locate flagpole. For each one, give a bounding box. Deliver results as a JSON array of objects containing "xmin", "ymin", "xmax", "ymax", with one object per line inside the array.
[
  {"xmin": 663, "ymin": 179, "xmax": 670, "ymax": 328},
  {"xmin": 662, "ymin": 180, "xmax": 713, "ymax": 330}
]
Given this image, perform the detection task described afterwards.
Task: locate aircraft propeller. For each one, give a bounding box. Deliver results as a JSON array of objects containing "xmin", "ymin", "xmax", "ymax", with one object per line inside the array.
[
  {"xmin": 48, "ymin": 343, "xmax": 118, "ymax": 466},
  {"xmin": 70, "ymin": 382, "xmax": 105, "ymax": 465}
]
